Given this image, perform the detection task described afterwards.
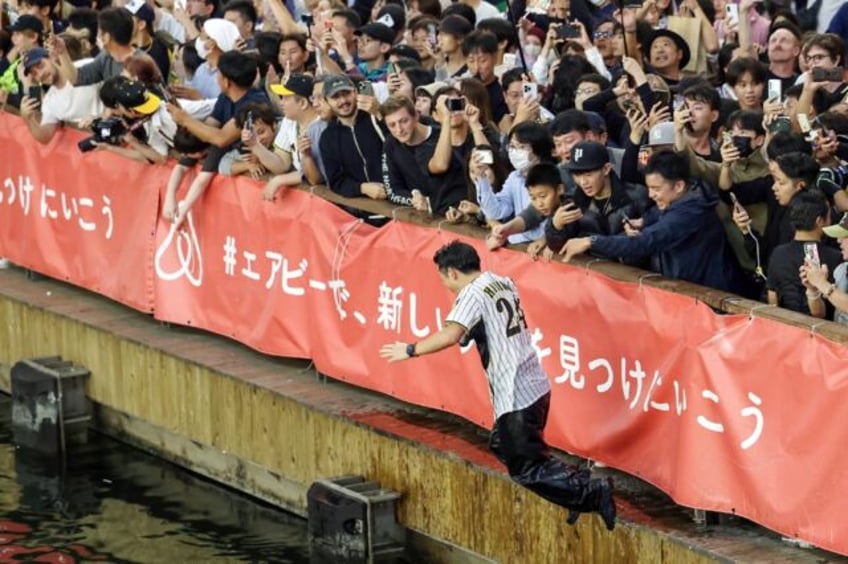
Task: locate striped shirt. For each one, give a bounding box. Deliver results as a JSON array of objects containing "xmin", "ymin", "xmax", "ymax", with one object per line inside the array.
[{"xmin": 446, "ymin": 272, "xmax": 551, "ymax": 419}]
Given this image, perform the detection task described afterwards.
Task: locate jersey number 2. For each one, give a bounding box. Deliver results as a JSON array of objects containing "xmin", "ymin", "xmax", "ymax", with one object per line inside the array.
[{"xmin": 496, "ymin": 297, "xmax": 528, "ymax": 337}]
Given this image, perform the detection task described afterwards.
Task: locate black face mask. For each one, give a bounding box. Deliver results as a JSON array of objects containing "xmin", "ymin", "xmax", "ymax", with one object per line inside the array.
[{"xmin": 732, "ymin": 136, "xmax": 754, "ymax": 158}]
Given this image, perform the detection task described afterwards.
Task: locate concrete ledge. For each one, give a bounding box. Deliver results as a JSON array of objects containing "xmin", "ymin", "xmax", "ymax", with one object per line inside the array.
[{"xmin": 0, "ymin": 268, "xmax": 841, "ymax": 563}]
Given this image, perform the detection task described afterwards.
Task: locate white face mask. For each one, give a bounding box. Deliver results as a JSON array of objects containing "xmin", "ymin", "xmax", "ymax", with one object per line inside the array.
[
  {"xmin": 508, "ymin": 147, "xmax": 533, "ymax": 172},
  {"xmin": 195, "ymin": 36, "xmax": 209, "ymax": 60},
  {"xmin": 524, "ymin": 44, "xmax": 542, "ymax": 58}
]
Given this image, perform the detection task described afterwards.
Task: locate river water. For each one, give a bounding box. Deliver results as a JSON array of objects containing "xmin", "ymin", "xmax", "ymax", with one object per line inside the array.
[{"xmin": 0, "ymin": 394, "xmax": 310, "ymax": 563}]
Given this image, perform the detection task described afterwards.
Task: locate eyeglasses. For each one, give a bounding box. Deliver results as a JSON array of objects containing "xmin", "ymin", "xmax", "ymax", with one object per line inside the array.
[
  {"xmin": 575, "ymin": 88, "xmax": 598, "ymax": 97},
  {"xmin": 806, "ymin": 53, "xmax": 831, "ymax": 64},
  {"xmin": 593, "ymin": 31, "xmax": 612, "ymax": 39}
]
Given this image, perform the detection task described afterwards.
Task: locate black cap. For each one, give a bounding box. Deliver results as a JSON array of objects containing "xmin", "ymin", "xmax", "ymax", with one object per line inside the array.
[
  {"xmin": 375, "ymin": 4, "xmax": 405, "ymax": 35},
  {"xmin": 114, "ymin": 79, "xmax": 162, "ymax": 114},
  {"xmin": 567, "ymin": 141, "xmax": 609, "ymax": 171},
  {"xmin": 355, "ymin": 22, "xmax": 395, "ymax": 45},
  {"xmin": 439, "ymin": 15, "xmax": 473, "ymax": 38},
  {"xmin": 9, "ymin": 15, "xmax": 44, "ymax": 34},
  {"xmin": 270, "ymin": 73, "xmax": 314, "ymax": 97},
  {"xmin": 388, "ymin": 44, "xmax": 421, "ymax": 63},
  {"xmin": 648, "ymin": 29, "xmax": 691, "ymax": 70}
]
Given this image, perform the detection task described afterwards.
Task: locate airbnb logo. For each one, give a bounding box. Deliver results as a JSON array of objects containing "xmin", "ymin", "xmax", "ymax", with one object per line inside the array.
[{"xmin": 154, "ymin": 205, "xmax": 203, "ymax": 287}]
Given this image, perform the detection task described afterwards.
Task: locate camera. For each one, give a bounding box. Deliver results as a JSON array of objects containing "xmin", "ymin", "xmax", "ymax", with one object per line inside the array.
[
  {"xmin": 78, "ymin": 117, "xmax": 129, "ymax": 153},
  {"xmin": 812, "ymin": 67, "xmax": 842, "ymax": 82},
  {"xmin": 446, "ymin": 97, "xmax": 466, "ymax": 112},
  {"xmin": 301, "ymin": 13, "xmax": 313, "ymax": 25}
]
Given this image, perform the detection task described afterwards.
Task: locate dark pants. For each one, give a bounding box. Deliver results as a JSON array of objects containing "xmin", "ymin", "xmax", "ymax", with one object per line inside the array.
[{"xmin": 489, "ymin": 392, "xmax": 602, "ymax": 513}]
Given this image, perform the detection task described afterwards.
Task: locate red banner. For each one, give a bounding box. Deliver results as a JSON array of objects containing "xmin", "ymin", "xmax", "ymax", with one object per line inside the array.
[{"xmin": 3, "ymin": 113, "xmax": 848, "ymax": 556}]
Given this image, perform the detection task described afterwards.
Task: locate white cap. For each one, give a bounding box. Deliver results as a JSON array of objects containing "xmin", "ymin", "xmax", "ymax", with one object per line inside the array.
[{"xmin": 203, "ymin": 18, "xmax": 241, "ymax": 53}]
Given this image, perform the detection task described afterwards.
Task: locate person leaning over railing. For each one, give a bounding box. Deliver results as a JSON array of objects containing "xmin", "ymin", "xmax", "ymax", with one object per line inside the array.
[
  {"xmin": 802, "ymin": 212, "xmax": 848, "ymax": 325},
  {"xmin": 165, "ymin": 50, "xmax": 269, "ymax": 226},
  {"xmin": 18, "ymin": 46, "xmax": 102, "ymax": 144}
]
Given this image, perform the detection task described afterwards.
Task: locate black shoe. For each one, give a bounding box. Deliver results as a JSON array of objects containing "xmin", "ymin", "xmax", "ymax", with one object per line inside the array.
[{"xmin": 597, "ymin": 479, "xmax": 616, "ymax": 531}]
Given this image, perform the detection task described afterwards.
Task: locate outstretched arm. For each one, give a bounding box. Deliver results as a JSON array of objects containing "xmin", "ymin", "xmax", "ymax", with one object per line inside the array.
[{"xmin": 380, "ymin": 322, "xmax": 466, "ymax": 362}]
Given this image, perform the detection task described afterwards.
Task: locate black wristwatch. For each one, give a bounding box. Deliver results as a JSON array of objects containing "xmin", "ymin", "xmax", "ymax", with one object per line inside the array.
[{"xmin": 406, "ymin": 343, "xmax": 417, "ymax": 358}]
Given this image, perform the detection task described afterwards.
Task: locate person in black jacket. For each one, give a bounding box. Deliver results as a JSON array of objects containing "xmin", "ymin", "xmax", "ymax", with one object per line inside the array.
[
  {"xmin": 380, "ymin": 95, "xmax": 468, "ymax": 215},
  {"xmin": 319, "ymin": 74, "xmax": 388, "ymax": 201},
  {"xmin": 546, "ymin": 141, "xmax": 652, "ymax": 257},
  {"xmin": 561, "ymin": 150, "xmax": 741, "ymax": 292}
]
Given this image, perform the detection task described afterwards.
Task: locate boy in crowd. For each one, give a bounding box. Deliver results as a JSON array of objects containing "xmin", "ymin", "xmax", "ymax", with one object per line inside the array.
[
  {"xmin": 767, "ymin": 190, "xmax": 841, "ymax": 317},
  {"xmin": 484, "ymin": 162, "xmax": 571, "ymax": 258},
  {"xmin": 220, "ymin": 102, "xmax": 285, "ymax": 178}
]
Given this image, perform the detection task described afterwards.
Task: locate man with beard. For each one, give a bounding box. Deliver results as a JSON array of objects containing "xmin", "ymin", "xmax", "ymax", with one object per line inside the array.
[
  {"xmin": 319, "ymin": 74, "xmax": 388, "ymax": 201},
  {"xmin": 18, "ymin": 47, "xmax": 102, "ymax": 144}
]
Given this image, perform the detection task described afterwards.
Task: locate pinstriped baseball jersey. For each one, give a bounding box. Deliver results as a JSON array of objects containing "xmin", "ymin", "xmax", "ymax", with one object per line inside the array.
[{"xmin": 446, "ymin": 271, "xmax": 551, "ymax": 419}]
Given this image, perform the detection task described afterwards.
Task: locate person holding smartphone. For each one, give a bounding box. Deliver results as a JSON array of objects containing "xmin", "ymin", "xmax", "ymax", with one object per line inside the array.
[
  {"xmin": 381, "ymin": 95, "xmax": 469, "ymax": 214},
  {"xmin": 767, "ymin": 190, "xmax": 841, "ymax": 317},
  {"xmin": 802, "ymin": 211, "xmax": 848, "ymax": 325},
  {"xmin": 544, "ymin": 141, "xmax": 652, "ymax": 260}
]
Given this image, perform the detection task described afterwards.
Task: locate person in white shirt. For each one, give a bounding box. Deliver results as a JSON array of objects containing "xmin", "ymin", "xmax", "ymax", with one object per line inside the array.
[
  {"xmin": 380, "ymin": 241, "xmax": 617, "ymax": 531},
  {"xmin": 263, "ymin": 74, "xmax": 328, "ymax": 199},
  {"xmin": 18, "ymin": 47, "xmax": 103, "ymax": 144}
]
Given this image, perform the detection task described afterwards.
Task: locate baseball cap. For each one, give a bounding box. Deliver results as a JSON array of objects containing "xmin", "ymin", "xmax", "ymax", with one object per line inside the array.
[
  {"xmin": 203, "ymin": 18, "xmax": 241, "ymax": 52},
  {"xmin": 115, "ymin": 80, "xmax": 161, "ymax": 114},
  {"xmin": 271, "ymin": 73, "xmax": 314, "ymax": 97},
  {"xmin": 9, "ymin": 15, "xmax": 44, "ymax": 34},
  {"xmin": 648, "ymin": 29, "xmax": 691, "ymax": 69},
  {"xmin": 375, "ymin": 4, "xmax": 405, "ymax": 36},
  {"xmin": 584, "ymin": 111, "xmax": 607, "ymax": 134},
  {"xmin": 388, "ymin": 44, "xmax": 421, "ymax": 63},
  {"xmin": 439, "ymin": 15, "xmax": 473, "ymax": 38},
  {"xmin": 355, "ymin": 22, "xmax": 395, "ymax": 45},
  {"xmin": 824, "ymin": 212, "xmax": 848, "ymax": 239},
  {"xmin": 648, "ymin": 122, "xmax": 675, "ymax": 146},
  {"xmin": 415, "ymin": 81, "xmax": 448, "ymax": 99},
  {"xmin": 23, "ymin": 47, "xmax": 50, "ymax": 75},
  {"xmin": 323, "ymin": 74, "xmax": 355, "ymax": 97},
  {"xmin": 567, "ymin": 141, "xmax": 609, "ymax": 171}
]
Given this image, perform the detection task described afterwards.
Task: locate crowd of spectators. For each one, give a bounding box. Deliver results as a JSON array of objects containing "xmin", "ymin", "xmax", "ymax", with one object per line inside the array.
[{"xmin": 3, "ymin": 0, "xmax": 848, "ymax": 321}]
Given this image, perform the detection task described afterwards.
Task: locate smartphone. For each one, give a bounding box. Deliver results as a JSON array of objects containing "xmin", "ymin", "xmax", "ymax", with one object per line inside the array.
[
  {"xmin": 446, "ymin": 97, "xmax": 466, "ymax": 112},
  {"xmin": 725, "ymin": 3, "xmax": 739, "ymax": 25},
  {"xmin": 722, "ymin": 131, "xmax": 733, "ymax": 144},
  {"xmin": 522, "ymin": 82, "xmax": 538, "ymax": 102},
  {"xmin": 477, "ymin": 149, "xmax": 494, "ymax": 164},
  {"xmin": 812, "ymin": 67, "xmax": 842, "ymax": 82},
  {"xmin": 804, "ymin": 242, "xmax": 821, "ymax": 268},
  {"xmin": 427, "ymin": 23, "xmax": 438, "ymax": 48},
  {"xmin": 672, "ymin": 93, "xmax": 685, "ymax": 111},
  {"xmin": 732, "ymin": 135, "xmax": 751, "ymax": 155},
  {"xmin": 245, "ymin": 110, "xmax": 254, "ymax": 134},
  {"xmin": 767, "ymin": 78, "xmax": 782, "ymax": 102},
  {"xmin": 798, "ymin": 113, "xmax": 812, "ymax": 133},
  {"xmin": 503, "ymin": 53, "xmax": 517, "ymax": 69},
  {"xmin": 357, "ymin": 80, "xmax": 374, "ymax": 96},
  {"xmin": 387, "ymin": 61, "xmax": 396, "ymax": 75},
  {"xmin": 27, "ymin": 85, "xmax": 42, "ymax": 106},
  {"xmin": 558, "ymin": 24, "xmax": 581, "ymax": 39},
  {"xmin": 728, "ymin": 191, "xmax": 742, "ymax": 210}
]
